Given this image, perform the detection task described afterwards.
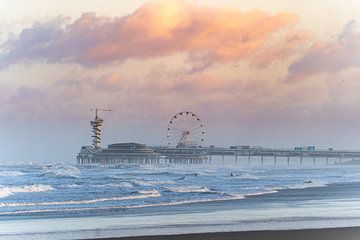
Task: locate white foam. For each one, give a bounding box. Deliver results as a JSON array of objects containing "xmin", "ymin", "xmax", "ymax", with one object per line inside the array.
[
  {"xmin": 0, "ymin": 195, "xmax": 246, "ymax": 215},
  {"xmin": 0, "ymin": 171, "xmax": 24, "ymax": 177},
  {"xmin": 65, "ymin": 184, "xmax": 80, "ymax": 189},
  {"xmin": 166, "ymin": 186, "xmax": 211, "ymax": 193},
  {"xmin": 102, "ymin": 182, "xmax": 134, "ymax": 188},
  {"xmin": 287, "ymin": 180, "xmax": 328, "ymax": 189},
  {"xmin": 0, "ymin": 184, "xmax": 54, "ymax": 198},
  {"xmin": 132, "ymin": 179, "xmax": 175, "ymax": 186},
  {"xmin": 245, "ymin": 190, "xmax": 278, "ymax": 197},
  {"xmin": 269, "ymin": 180, "xmax": 329, "ymax": 192},
  {"xmin": 138, "ymin": 189, "xmax": 160, "ymax": 195},
  {"xmin": 43, "ymin": 165, "xmax": 80, "ymax": 178},
  {"xmin": 232, "ymin": 173, "xmax": 259, "ymax": 180},
  {"xmin": 125, "ymin": 196, "xmax": 246, "ymax": 209},
  {"xmin": 0, "ymin": 190, "xmax": 161, "ymax": 208}
]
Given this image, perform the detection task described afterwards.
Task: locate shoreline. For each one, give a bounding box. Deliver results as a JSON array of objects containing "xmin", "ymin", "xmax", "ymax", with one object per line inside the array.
[{"xmin": 90, "ymin": 227, "xmax": 360, "ymax": 240}]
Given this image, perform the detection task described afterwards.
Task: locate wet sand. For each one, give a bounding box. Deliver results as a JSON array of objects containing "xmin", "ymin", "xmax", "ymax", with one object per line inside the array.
[{"xmin": 91, "ymin": 227, "xmax": 360, "ymax": 240}]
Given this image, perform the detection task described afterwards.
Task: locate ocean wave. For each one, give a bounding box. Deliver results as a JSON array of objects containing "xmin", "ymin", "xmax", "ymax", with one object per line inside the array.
[
  {"xmin": 0, "ymin": 184, "xmax": 54, "ymax": 198},
  {"xmin": 0, "ymin": 171, "xmax": 24, "ymax": 177},
  {"xmin": 0, "ymin": 190, "xmax": 161, "ymax": 208},
  {"xmin": 132, "ymin": 179, "xmax": 175, "ymax": 186},
  {"xmin": 268, "ymin": 180, "xmax": 329, "ymax": 192},
  {"xmin": 231, "ymin": 173, "xmax": 259, "ymax": 180},
  {"xmin": 100, "ymin": 182, "xmax": 134, "ymax": 188},
  {"xmin": 138, "ymin": 189, "xmax": 160, "ymax": 195},
  {"xmin": 287, "ymin": 180, "xmax": 328, "ymax": 189},
  {"xmin": 244, "ymin": 190, "xmax": 279, "ymax": 197},
  {"xmin": 42, "ymin": 165, "xmax": 80, "ymax": 178},
  {"xmin": 0, "ymin": 194, "xmax": 245, "ymax": 215},
  {"xmin": 166, "ymin": 186, "xmax": 212, "ymax": 193},
  {"xmin": 66, "ymin": 184, "xmax": 80, "ymax": 189}
]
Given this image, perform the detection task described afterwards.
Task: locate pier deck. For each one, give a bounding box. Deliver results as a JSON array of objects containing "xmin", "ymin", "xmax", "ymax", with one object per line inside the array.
[{"xmin": 153, "ymin": 146, "xmax": 360, "ymax": 165}]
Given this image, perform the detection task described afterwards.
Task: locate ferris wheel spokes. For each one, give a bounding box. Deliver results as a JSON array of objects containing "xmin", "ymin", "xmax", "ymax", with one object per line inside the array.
[{"xmin": 166, "ymin": 111, "xmax": 205, "ymax": 148}]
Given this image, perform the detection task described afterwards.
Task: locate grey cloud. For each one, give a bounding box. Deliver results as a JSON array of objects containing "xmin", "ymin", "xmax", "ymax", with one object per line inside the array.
[{"xmin": 288, "ymin": 20, "xmax": 360, "ymax": 80}]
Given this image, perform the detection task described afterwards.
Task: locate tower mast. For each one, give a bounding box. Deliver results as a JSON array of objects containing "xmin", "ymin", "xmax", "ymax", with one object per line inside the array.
[{"xmin": 90, "ymin": 108, "xmax": 113, "ymax": 150}]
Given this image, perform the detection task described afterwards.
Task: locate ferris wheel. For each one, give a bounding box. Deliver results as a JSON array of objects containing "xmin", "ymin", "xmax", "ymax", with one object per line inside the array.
[{"xmin": 166, "ymin": 111, "xmax": 205, "ymax": 148}]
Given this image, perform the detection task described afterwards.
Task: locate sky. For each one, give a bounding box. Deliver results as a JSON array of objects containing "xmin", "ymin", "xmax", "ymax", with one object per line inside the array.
[{"xmin": 1, "ymin": 0, "xmax": 360, "ymax": 162}]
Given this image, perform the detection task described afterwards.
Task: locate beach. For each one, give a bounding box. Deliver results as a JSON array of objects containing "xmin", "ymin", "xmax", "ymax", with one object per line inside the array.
[{"xmin": 94, "ymin": 227, "xmax": 360, "ymax": 240}]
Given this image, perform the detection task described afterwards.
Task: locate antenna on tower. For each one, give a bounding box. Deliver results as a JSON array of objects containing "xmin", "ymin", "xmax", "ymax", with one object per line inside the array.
[{"xmin": 90, "ymin": 108, "xmax": 114, "ymax": 150}]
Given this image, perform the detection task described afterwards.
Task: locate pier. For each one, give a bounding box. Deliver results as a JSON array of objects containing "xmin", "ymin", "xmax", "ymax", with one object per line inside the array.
[
  {"xmin": 77, "ymin": 110, "xmax": 360, "ymax": 166},
  {"xmin": 153, "ymin": 146, "xmax": 360, "ymax": 165},
  {"xmin": 78, "ymin": 145, "xmax": 360, "ymax": 166}
]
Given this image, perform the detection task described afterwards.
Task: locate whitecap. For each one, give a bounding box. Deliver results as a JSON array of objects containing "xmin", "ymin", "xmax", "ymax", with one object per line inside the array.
[
  {"xmin": 0, "ymin": 194, "xmax": 246, "ymax": 215},
  {"xmin": 0, "ymin": 171, "xmax": 24, "ymax": 177},
  {"xmin": 65, "ymin": 184, "xmax": 80, "ymax": 189},
  {"xmin": 268, "ymin": 180, "xmax": 329, "ymax": 192},
  {"xmin": 100, "ymin": 182, "xmax": 134, "ymax": 188},
  {"xmin": 232, "ymin": 173, "xmax": 259, "ymax": 180},
  {"xmin": 0, "ymin": 190, "xmax": 161, "ymax": 208},
  {"xmin": 244, "ymin": 190, "xmax": 279, "ymax": 197},
  {"xmin": 166, "ymin": 186, "xmax": 212, "ymax": 193},
  {"xmin": 287, "ymin": 180, "xmax": 328, "ymax": 189},
  {"xmin": 43, "ymin": 165, "xmax": 80, "ymax": 178},
  {"xmin": 132, "ymin": 179, "xmax": 175, "ymax": 186},
  {"xmin": 0, "ymin": 184, "xmax": 54, "ymax": 198},
  {"xmin": 138, "ymin": 189, "xmax": 160, "ymax": 196}
]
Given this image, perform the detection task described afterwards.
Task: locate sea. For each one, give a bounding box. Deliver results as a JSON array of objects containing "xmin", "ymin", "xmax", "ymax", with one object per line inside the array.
[{"xmin": 0, "ymin": 157, "xmax": 360, "ymax": 239}]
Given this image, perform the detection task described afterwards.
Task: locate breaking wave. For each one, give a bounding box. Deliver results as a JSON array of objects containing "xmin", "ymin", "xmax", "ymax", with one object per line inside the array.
[
  {"xmin": 100, "ymin": 182, "xmax": 134, "ymax": 188},
  {"xmin": 244, "ymin": 190, "xmax": 278, "ymax": 197},
  {"xmin": 65, "ymin": 184, "xmax": 80, "ymax": 189},
  {"xmin": 132, "ymin": 179, "xmax": 175, "ymax": 186},
  {"xmin": 0, "ymin": 184, "xmax": 54, "ymax": 198},
  {"xmin": 287, "ymin": 180, "xmax": 328, "ymax": 189},
  {"xmin": 269, "ymin": 180, "xmax": 329, "ymax": 192},
  {"xmin": 231, "ymin": 173, "xmax": 259, "ymax": 180},
  {"xmin": 0, "ymin": 171, "xmax": 24, "ymax": 177},
  {"xmin": 42, "ymin": 165, "xmax": 80, "ymax": 178},
  {"xmin": 166, "ymin": 186, "xmax": 212, "ymax": 193},
  {"xmin": 0, "ymin": 194, "xmax": 244, "ymax": 215},
  {"xmin": 0, "ymin": 190, "xmax": 161, "ymax": 208}
]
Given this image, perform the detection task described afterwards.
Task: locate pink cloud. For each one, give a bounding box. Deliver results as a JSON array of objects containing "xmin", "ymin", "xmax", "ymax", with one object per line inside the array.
[
  {"xmin": 288, "ymin": 20, "xmax": 360, "ymax": 80},
  {"xmin": 0, "ymin": 1, "xmax": 309, "ymax": 70},
  {"xmin": 95, "ymin": 73, "xmax": 123, "ymax": 92}
]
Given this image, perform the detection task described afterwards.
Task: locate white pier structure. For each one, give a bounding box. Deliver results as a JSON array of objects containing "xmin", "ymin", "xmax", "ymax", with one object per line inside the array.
[{"xmin": 77, "ymin": 110, "xmax": 360, "ymax": 165}]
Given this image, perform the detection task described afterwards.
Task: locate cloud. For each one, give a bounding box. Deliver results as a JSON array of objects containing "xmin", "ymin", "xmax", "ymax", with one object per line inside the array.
[
  {"xmin": 288, "ymin": 20, "xmax": 360, "ymax": 80},
  {"xmin": 4, "ymin": 87, "xmax": 47, "ymax": 119},
  {"xmin": 95, "ymin": 73, "xmax": 123, "ymax": 92},
  {"xmin": 3, "ymin": 62, "xmax": 360, "ymax": 142},
  {"xmin": 0, "ymin": 0, "xmax": 309, "ymax": 70}
]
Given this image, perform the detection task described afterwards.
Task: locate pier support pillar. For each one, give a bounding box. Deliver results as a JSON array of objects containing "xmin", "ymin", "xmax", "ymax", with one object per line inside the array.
[
  {"xmin": 326, "ymin": 157, "xmax": 329, "ymax": 165},
  {"xmin": 287, "ymin": 156, "xmax": 290, "ymax": 165},
  {"xmin": 222, "ymin": 155, "xmax": 225, "ymax": 164},
  {"xmin": 261, "ymin": 155, "xmax": 264, "ymax": 165}
]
